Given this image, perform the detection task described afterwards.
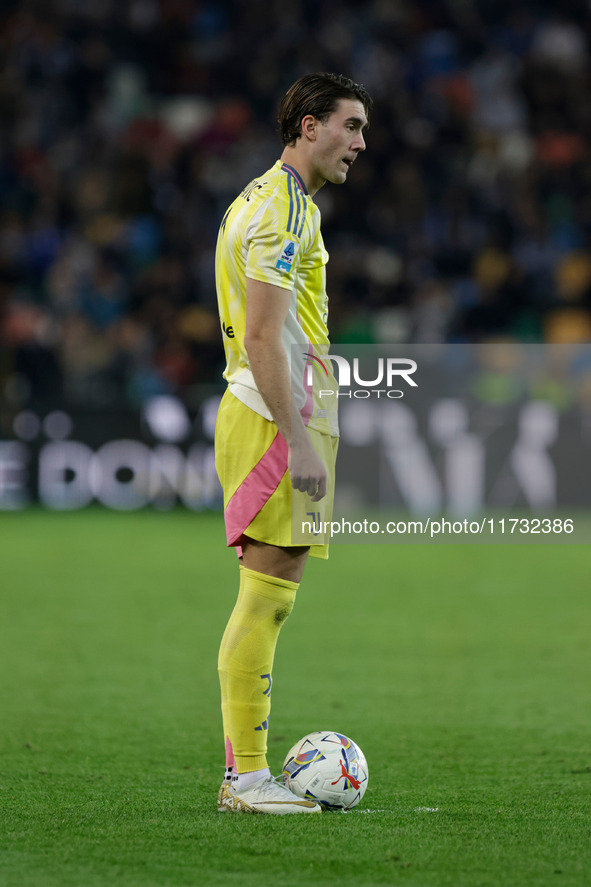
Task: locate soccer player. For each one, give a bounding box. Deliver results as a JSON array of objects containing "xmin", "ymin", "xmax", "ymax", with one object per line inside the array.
[{"xmin": 215, "ymin": 73, "xmax": 371, "ymax": 814}]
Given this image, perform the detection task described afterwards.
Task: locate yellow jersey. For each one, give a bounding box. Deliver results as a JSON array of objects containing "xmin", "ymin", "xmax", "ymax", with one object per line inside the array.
[{"xmin": 215, "ymin": 160, "xmax": 338, "ymax": 436}]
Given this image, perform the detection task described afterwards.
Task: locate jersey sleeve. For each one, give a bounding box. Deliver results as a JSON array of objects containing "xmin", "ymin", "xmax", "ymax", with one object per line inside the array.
[{"xmin": 245, "ymin": 187, "xmax": 308, "ymax": 291}]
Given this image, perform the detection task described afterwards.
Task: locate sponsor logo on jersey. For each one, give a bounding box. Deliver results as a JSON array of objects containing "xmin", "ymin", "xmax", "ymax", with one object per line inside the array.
[
  {"xmin": 276, "ymin": 239, "xmax": 299, "ymax": 272},
  {"xmin": 303, "ymin": 353, "xmax": 330, "ymax": 377}
]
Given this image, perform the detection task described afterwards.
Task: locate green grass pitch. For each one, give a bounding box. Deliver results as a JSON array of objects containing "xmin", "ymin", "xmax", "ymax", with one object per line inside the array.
[{"xmin": 1, "ymin": 509, "xmax": 590, "ymax": 887}]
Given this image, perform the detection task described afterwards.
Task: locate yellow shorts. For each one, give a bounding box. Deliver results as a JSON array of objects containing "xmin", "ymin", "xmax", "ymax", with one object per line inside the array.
[{"xmin": 214, "ymin": 390, "xmax": 338, "ymax": 559}]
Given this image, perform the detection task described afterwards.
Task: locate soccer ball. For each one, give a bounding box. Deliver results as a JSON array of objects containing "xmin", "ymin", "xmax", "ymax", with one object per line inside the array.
[{"xmin": 282, "ymin": 731, "xmax": 368, "ymax": 810}]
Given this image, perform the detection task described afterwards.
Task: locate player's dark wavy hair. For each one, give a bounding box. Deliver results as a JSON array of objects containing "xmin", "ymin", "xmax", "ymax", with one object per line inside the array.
[{"xmin": 278, "ymin": 72, "xmax": 373, "ymax": 147}]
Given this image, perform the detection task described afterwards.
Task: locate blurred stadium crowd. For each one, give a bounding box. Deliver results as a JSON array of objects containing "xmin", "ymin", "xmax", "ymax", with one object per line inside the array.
[{"xmin": 2, "ymin": 0, "xmax": 591, "ymax": 409}]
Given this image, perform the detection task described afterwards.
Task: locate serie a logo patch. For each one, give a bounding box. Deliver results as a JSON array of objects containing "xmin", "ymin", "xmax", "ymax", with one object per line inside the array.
[{"xmin": 276, "ymin": 239, "xmax": 299, "ymax": 272}]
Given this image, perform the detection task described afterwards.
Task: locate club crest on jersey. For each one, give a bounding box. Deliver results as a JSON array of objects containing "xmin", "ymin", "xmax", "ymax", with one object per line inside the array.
[{"xmin": 276, "ymin": 239, "xmax": 299, "ymax": 272}]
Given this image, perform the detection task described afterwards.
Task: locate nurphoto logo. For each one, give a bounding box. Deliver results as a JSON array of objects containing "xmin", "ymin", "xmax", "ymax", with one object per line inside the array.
[{"xmin": 304, "ymin": 353, "xmax": 418, "ymax": 399}]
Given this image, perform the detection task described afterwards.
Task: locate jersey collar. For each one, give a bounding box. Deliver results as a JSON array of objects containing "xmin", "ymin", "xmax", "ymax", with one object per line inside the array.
[{"xmin": 281, "ymin": 163, "xmax": 308, "ymax": 196}]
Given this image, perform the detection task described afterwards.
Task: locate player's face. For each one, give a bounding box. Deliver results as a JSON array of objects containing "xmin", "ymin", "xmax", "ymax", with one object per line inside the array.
[{"xmin": 312, "ymin": 99, "xmax": 368, "ymax": 186}]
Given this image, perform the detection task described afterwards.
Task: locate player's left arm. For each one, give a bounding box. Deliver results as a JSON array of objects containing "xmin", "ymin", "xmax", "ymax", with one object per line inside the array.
[{"xmin": 245, "ymin": 277, "xmax": 326, "ymax": 502}]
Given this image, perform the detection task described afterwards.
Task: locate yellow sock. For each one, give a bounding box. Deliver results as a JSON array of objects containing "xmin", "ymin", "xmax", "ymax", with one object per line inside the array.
[{"xmin": 218, "ymin": 565, "xmax": 298, "ymax": 774}]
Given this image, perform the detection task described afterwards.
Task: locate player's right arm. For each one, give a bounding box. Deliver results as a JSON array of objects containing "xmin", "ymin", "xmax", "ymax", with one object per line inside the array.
[{"xmin": 245, "ymin": 277, "xmax": 326, "ymax": 502}]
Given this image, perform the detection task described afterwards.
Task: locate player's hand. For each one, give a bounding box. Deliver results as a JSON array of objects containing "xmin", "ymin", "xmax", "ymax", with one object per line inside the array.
[{"xmin": 289, "ymin": 439, "xmax": 327, "ymax": 502}]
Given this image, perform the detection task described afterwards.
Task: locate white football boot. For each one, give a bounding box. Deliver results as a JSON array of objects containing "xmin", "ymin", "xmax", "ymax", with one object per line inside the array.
[{"xmin": 217, "ymin": 774, "xmax": 321, "ymax": 814}]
